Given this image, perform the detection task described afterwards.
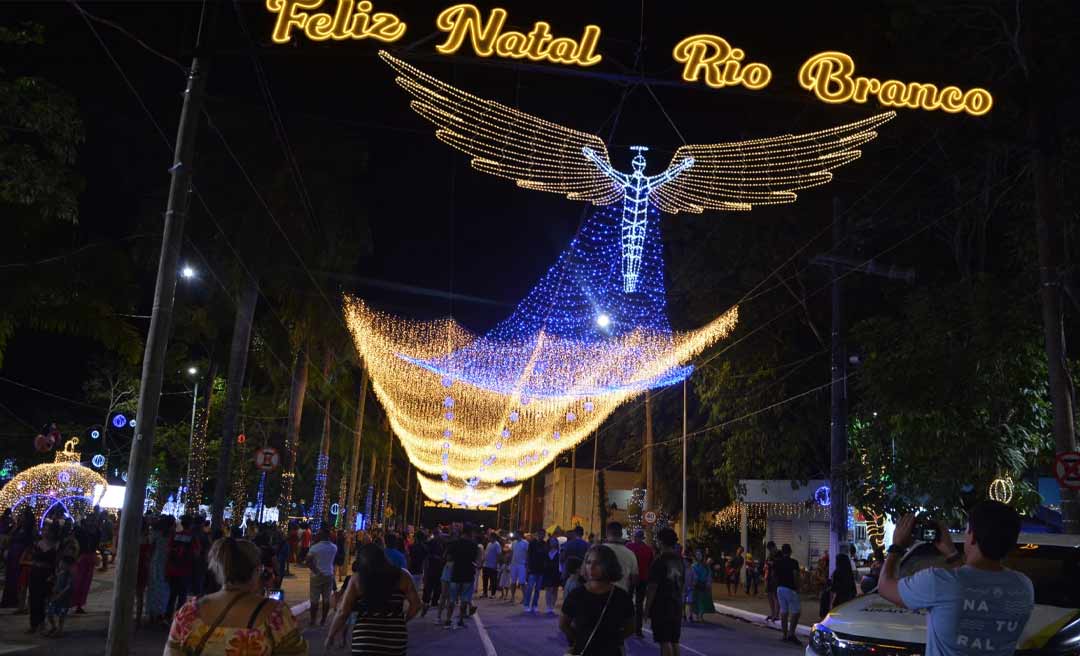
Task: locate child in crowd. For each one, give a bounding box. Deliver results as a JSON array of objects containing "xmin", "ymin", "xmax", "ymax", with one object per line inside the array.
[
  {"xmin": 435, "ymin": 557, "xmax": 453, "ymax": 624},
  {"xmin": 497, "ymin": 546, "xmax": 511, "ymax": 600},
  {"xmin": 563, "ymin": 557, "xmax": 583, "ymax": 598},
  {"xmin": 44, "ymin": 555, "xmax": 75, "ymax": 636}
]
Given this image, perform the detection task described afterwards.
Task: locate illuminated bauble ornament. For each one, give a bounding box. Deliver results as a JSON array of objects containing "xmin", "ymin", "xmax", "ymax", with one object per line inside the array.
[
  {"xmin": 330, "ymin": 503, "xmax": 340, "ymax": 516},
  {"xmin": 91, "ymin": 454, "xmax": 106, "ymax": 469},
  {"xmin": 111, "ymin": 414, "xmax": 128, "ymax": 429},
  {"xmin": 129, "ymin": 419, "xmax": 137, "ymax": 428},
  {"xmin": 90, "ymin": 429, "xmax": 101, "ymax": 440},
  {"xmin": 0, "ymin": 438, "xmax": 106, "ymax": 524},
  {"xmin": 988, "ymin": 476, "xmax": 1014, "ymax": 504},
  {"xmin": 815, "ymin": 485, "xmax": 832, "ymax": 507}
]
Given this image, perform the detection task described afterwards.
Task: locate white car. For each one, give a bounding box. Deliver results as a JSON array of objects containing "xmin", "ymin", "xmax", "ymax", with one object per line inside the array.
[{"xmin": 807, "ymin": 532, "xmax": 1080, "ymax": 655}]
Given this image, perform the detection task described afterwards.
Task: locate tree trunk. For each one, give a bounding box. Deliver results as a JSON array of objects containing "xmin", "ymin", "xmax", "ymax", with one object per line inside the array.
[
  {"xmin": 279, "ymin": 342, "xmax": 309, "ymax": 522},
  {"xmin": 310, "ymin": 352, "xmax": 334, "ymax": 531},
  {"xmin": 344, "ymin": 369, "xmax": 369, "ymax": 565},
  {"xmin": 643, "ymin": 390, "xmax": 654, "ymax": 511},
  {"xmin": 211, "ymin": 274, "xmax": 258, "ymax": 533},
  {"xmin": 186, "ymin": 358, "xmax": 217, "ymax": 514}
]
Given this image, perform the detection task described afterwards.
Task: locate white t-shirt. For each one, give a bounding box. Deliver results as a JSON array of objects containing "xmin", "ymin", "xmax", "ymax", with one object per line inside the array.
[
  {"xmin": 605, "ymin": 541, "xmax": 639, "ymax": 592},
  {"xmin": 511, "ymin": 539, "xmax": 529, "ymax": 567},
  {"xmin": 307, "ymin": 540, "xmax": 337, "ymax": 577}
]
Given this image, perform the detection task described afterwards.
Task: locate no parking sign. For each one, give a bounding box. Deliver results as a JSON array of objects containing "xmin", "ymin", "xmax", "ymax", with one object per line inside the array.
[
  {"xmin": 1055, "ymin": 451, "xmax": 1080, "ymax": 490},
  {"xmin": 254, "ymin": 447, "xmax": 281, "ymax": 471}
]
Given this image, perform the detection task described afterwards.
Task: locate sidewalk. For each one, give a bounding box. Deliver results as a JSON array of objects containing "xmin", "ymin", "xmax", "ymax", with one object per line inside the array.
[
  {"xmin": 709, "ymin": 582, "xmax": 817, "ymax": 637},
  {"xmin": 0, "ymin": 565, "xmax": 321, "ymax": 655}
]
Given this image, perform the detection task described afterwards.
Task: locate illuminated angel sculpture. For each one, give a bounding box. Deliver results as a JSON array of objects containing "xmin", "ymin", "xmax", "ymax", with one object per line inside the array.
[
  {"xmin": 379, "ymin": 51, "xmax": 894, "ymax": 292},
  {"xmin": 353, "ymin": 53, "xmax": 894, "ymax": 505}
]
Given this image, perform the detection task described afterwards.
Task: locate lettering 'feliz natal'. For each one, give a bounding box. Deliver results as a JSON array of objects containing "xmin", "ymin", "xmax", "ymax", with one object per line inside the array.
[{"xmin": 264, "ymin": 0, "xmax": 993, "ymax": 116}]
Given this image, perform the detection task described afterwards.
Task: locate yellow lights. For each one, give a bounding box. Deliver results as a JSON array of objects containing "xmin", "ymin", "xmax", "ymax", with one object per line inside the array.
[
  {"xmin": 652, "ymin": 112, "xmax": 895, "ymax": 215},
  {"xmin": 798, "ymin": 51, "xmax": 993, "ymax": 116},
  {"xmin": 713, "ymin": 500, "xmax": 830, "ymax": 532},
  {"xmin": 379, "ymin": 50, "xmax": 622, "ymax": 206},
  {"xmin": 435, "ymin": 5, "xmax": 601, "ymax": 67},
  {"xmin": 416, "ymin": 473, "xmax": 522, "ymax": 507},
  {"xmin": 866, "ymin": 511, "xmax": 885, "ymax": 548},
  {"xmin": 989, "ymin": 476, "xmax": 1015, "ymax": 504},
  {"xmin": 673, "ymin": 34, "xmax": 771, "ymax": 90},
  {"xmin": 266, "ymin": 0, "xmax": 406, "ymax": 45},
  {"xmin": 381, "ymin": 51, "xmax": 894, "ymax": 216},
  {"xmin": 345, "ymin": 297, "xmax": 738, "ymax": 504},
  {"xmin": 0, "ymin": 441, "xmax": 107, "ymax": 523}
]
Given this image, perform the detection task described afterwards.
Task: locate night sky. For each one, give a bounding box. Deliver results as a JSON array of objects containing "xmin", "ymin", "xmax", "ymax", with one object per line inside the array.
[{"xmin": 3, "ymin": 1, "xmax": 1024, "ymax": 439}]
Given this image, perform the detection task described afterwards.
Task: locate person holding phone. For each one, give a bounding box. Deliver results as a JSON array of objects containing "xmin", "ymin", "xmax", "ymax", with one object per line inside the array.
[{"xmin": 876, "ymin": 502, "xmax": 1034, "ymax": 656}]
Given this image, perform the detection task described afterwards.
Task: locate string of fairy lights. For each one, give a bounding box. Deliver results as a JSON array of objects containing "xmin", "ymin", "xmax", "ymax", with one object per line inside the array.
[{"xmin": 0, "ymin": 439, "xmax": 107, "ymax": 524}]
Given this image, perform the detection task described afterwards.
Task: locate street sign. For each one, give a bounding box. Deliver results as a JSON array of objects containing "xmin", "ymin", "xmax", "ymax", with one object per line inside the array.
[
  {"xmin": 643, "ymin": 511, "xmax": 657, "ymax": 525},
  {"xmin": 253, "ymin": 447, "xmax": 281, "ymax": 471},
  {"xmin": 1055, "ymin": 451, "xmax": 1080, "ymax": 490}
]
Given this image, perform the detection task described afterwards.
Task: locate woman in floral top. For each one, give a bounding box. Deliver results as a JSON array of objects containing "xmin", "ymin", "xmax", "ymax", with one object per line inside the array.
[{"xmin": 165, "ymin": 537, "xmax": 307, "ymax": 656}]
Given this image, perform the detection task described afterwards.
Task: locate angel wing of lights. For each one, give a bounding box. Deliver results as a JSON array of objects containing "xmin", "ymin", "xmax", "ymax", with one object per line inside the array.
[
  {"xmin": 379, "ymin": 50, "xmax": 622, "ymax": 206},
  {"xmin": 380, "ymin": 50, "xmax": 894, "ymax": 293},
  {"xmin": 346, "ymin": 203, "xmax": 738, "ymax": 505}
]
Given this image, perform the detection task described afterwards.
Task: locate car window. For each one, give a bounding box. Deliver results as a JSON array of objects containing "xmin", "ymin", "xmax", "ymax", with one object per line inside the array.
[{"xmin": 1002, "ymin": 544, "xmax": 1079, "ymax": 609}]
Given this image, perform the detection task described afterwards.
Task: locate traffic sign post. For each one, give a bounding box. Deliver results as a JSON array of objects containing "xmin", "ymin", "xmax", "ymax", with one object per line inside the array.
[
  {"xmin": 644, "ymin": 510, "xmax": 657, "ymax": 525},
  {"xmin": 254, "ymin": 447, "xmax": 281, "ymax": 472},
  {"xmin": 1055, "ymin": 451, "xmax": 1080, "ymax": 490}
]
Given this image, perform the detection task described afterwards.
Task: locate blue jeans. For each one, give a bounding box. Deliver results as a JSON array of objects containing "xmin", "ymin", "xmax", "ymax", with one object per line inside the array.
[{"xmin": 523, "ymin": 573, "xmax": 543, "ymax": 608}]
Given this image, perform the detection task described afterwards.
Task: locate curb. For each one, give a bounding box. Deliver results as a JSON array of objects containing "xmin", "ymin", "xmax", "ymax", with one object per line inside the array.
[{"xmin": 711, "ymin": 601, "xmax": 812, "ymax": 637}]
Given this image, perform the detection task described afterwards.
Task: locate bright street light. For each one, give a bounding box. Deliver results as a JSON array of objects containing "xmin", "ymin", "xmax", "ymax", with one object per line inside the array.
[
  {"xmin": 180, "ymin": 265, "xmax": 196, "ymax": 279},
  {"xmin": 596, "ymin": 313, "xmax": 611, "ymax": 328},
  {"xmin": 187, "ymin": 367, "xmax": 198, "ymax": 376}
]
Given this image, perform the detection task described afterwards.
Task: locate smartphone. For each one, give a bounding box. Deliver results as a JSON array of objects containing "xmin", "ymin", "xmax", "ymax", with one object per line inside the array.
[
  {"xmin": 914, "ymin": 518, "xmax": 939, "ymax": 543},
  {"xmin": 266, "ymin": 589, "xmax": 283, "ymax": 601}
]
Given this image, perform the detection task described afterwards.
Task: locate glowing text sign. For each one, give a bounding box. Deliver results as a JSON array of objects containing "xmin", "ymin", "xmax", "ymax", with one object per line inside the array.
[{"xmin": 265, "ymin": 2, "xmax": 992, "ymax": 115}]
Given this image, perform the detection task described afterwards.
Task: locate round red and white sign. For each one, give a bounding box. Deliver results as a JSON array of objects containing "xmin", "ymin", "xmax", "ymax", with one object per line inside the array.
[
  {"xmin": 1054, "ymin": 451, "xmax": 1080, "ymax": 490},
  {"xmin": 253, "ymin": 447, "xmax": 281, "ymax": 471},
  {"xmin": 643, "ymin": 511, "xmax": 657, "ymax": 525}
]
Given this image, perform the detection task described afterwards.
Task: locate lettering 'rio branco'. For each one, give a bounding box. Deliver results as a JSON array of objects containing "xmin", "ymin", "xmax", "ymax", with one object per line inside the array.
[
  {"xmin": 435, "ymin": 4, "xmax": 602, "ymax": 67},
  {"xmin": 672, "ymin": 34, "xmax": 772, "ymax": 91},
  {"xmin": 266, "ymin": 0, "xmax": 406, "ymax": 44},
  {"xmin": 798, "ymin": 51, "xmax": 993, "ymax": 116}
]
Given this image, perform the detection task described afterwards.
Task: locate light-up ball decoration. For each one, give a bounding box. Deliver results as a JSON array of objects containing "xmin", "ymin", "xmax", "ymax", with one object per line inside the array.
[
  {"xmin": 111, "ymin": 414, "xmax": 128, "ymax": 429},
  {"xmin": 815, "ymin": 484, "xmax": 832, "ymax": 507},
  {"xmin": 90, "ymin": 429, "xmax": 101, "ymax": 440},
  {"xmin": 988, "ymin": 476, "xmax": 1014, "ymax": 504},
  {"xmin": 0, "ymin": 438, "xmax": 107, "ymax": 524},
  {"xmin": 91, "ymin": 454, "xmax": 106, "ymax": 469}
]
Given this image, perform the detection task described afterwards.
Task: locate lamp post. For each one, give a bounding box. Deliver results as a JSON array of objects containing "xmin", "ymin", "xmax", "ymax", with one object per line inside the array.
[{"xmin": 185, "ymin": 367, "xmax": 198, "ymax": 507}]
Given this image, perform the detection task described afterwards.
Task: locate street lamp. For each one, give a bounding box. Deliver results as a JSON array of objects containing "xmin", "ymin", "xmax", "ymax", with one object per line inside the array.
[
  {"xmin": 181, "ymin": 265, "xmax": 196, "ymax": 279},
  {"xmin": 595, "ymin": 313, "xmax": 611, "ymax": 328},
  {"xmin": 184, "ymin": 366, "xmax": 200, "ymax": 508}
]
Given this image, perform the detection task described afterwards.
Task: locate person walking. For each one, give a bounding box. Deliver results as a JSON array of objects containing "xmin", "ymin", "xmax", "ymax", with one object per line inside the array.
[
  {"xmin": 299, "ymin": 524, "xmax": 312, "ymax": 562},
  {"xmin": 509, "ymin": 532, "xmax": 529, "ymax": 604},
  {"xmin": 44, "ymin": 554, "xmax": 75, "ymax": 636},
  {"xmin": 497, "ymin": 545, "xmax": 511, "ymax": 599},
  {"xmin": 146, "ymin": 515, "xmax": 173, "ymax": 623},
  {"xmin": 763, "ymin": 541, "xmax": 779, "ymax": 622},
  {"xmin": 420, "ymin": 531, "xmax": 444, "ymax": 614},
  {"xmin": 481, "ymin": 535, "xmax": 500, "ymax": 599},
  {"xmin": 831, "ymin": 553, "xmax": 857, "ymax": 609},
  {"xmin": 165, "ymin": 515, "xmax": 201, "ymax": 619},
  {"xmin": 541, "ymin": 536, "xmax": 561, "ymax": 615},
  {"xmin": 407, "ymin": 530, "xmax": 429, "ymax": 598},
  {"xmin": 165, "ymin": 538, "xmax": 307, "ymax": 655},
  {"xmin": 70, "ymin": 514, "xmax": 100, "ymax": 614},
  {"xmin": 743, "ymin": 552, "xmax": 759, "ymax": 595},
  {"xmin": 305, "ymin": 528, "xmax": 338, "ymax": 626},
  {"xmin": 1, "ymin": 508, "xmax": 34, "ymax": 609},
  {"xmin": 690, "ymin": 549, "xmax": 713, "ymax": 622},
  {"xmin": 773, "ymin": 543, "xmax": 802, "ymax": 646},
  {"xmin": 625, "ymin": 529, "xmax": 654, "ymax": 638},
  {"xmin": 645, "ymin": 528, "xmax": 685, "ymax": 656},
  {"xmin": 26, "ymin": 523, "xmax": 60, "ymax": 634},
  {"xmin": 446, "ymin": 524, "xmax": 480, "ymax": 629},
  {"xmin": 325, "ymin": 543, "xmax": 421, "ymax": 655},
  {"xmin": 726, "ymin": 546, "xmax": 744, "ymax": 596},
  {"xmin": 524, "ymin": 529, "xmax": 548, "ymax": 613},
  {"xmin": 559, "ymin": 545, "xmax": 634, "ymax": 656},
  {"xmin": 602, "ymin": 522, "xmax": 638, "ymax": 595}
]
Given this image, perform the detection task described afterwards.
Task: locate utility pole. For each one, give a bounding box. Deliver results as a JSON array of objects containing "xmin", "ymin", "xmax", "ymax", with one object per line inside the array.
[
  {"xmin": 589, "ymin": 432, "xmax": 599, "ymax": 536},
  {"xmin": 643, "ymin": 390, "xmax": 654, "ymax": 511},
  {"xmin": 812, "ymin": 200, "xmax": 914, "ymax": 575},
  {"xmin": 570, "ymin": 444, "xmax": 577, "ymax": 525},
  {"xmin": 681, "ymin": 378, "xmax": 688, "ymax": 544},
  {"xmin": 106, "ymin": 8, "xmax": 215, "ymax": 652},
  {"xmin": 344, "ymin": 370, "xmax": 368, "ymax": 565}
]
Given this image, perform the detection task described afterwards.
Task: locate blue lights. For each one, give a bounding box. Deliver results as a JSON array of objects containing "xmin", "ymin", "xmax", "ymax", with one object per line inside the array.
[
  {"xmin": 309, "ymin": 454, "xmax": 330, "ymax": 531},
  {"xmin": 111, "ymin": 414, "xmax": 128, "ymax": 429},
  {"xmin": 815, "ymin": 484, "xmax": 832, "ymax": 507},
  {"xmin": 90, "ymin": 429, "xmax": 101, "ymax": 440},
  {"xmin": 91, "ymin": 454, "xmax": 106, "ymax": 468},
  {"xmin": 402, "ymin": 203, "xmax": 692, "ymax": 398}
]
